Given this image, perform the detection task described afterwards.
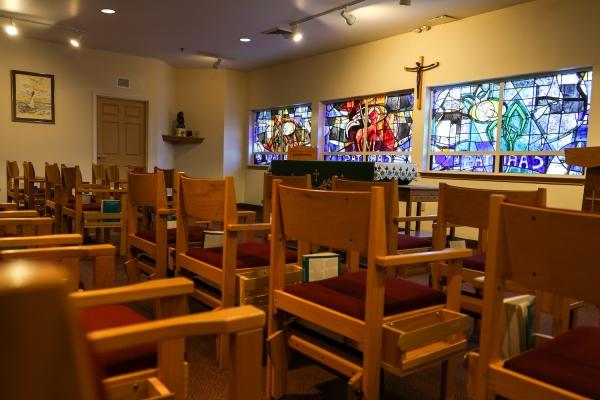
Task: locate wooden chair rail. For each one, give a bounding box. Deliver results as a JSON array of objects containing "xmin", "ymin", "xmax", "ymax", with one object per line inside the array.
[
  {"xmin": 88, "ymin": 305, "xmax": 265, "ymax": 353},
  {"xmin": 0, "ymin": 210, "xmax": 39, "ymax": 218},
  {"xmin": 376, "ymin": 248, "xmax": 473, "ymax": 268},
  {"xmin": 0, "ymin": 233, "xmax": 82, "ymax": 249},
  {"xmin": 71, "ymin": 277, "xmax": 193, "ymax": 308}
]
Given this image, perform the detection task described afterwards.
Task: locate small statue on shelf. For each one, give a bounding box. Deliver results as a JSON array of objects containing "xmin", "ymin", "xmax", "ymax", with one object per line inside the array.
[{"xmin": 175, "ymin": 112, "xmax": 186, "ymax": 136}]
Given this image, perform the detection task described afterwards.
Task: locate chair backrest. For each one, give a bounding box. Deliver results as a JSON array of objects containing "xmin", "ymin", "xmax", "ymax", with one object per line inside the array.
[
  {"xmin": 287, "ymin": 146, "xmax": 317, "ymax": 160},
  {"xmin": 487, "ymin": 197, "xmax": 600, "ymax": 304},
  {"xmin": 61, "ymin": 165, "xmax": 77, "ymax": 198},
  {"xmin": 0, "ymin": 260, "xmax": 101, "ymax": 400},
  {"xmin": 273, "ymin": 182, "xmax": 384, "ymax": 255},
  {"xmin": 91, "ymin": 164, "xmax": 108, "ymax": 186},
  {"xmin": 154, "ymin": 166, "xmax": 174, "ymax": 190},
  {"xmin": 6, "ymin": 160, "xmax": 19, "ymax": 181},
  {"xmin": 434, "ymin": 183, "xmax": 546, "ymax": 251},
  {"xmin": 45, "ymin": 163, "xmax": 61, "ymax": 186},
  {"xmin": 332, "ymin": 177, "xmax": 399, "ymax": 254},
  {"xmin": 128, "ymin": 170, "xmax": 166, "ymax": 209},
  {"xmin": 177, "ymin": 175, "xmax": 237, "ymax": 224},
  {"xmin": 262, "ymin": 173, "xmax": 311, "ymax": 222}
]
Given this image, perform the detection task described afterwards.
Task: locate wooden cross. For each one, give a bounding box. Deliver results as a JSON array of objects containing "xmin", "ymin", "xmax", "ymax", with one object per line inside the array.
[{"xmin": 404, "ymin": 56, "xmax": 439, "ymax": 110}]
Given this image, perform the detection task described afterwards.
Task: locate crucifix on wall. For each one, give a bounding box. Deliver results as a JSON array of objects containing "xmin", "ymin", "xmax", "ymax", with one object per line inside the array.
[{"xmin": 404, "ymin": 56, "xmax": 439, "ymax": 110}]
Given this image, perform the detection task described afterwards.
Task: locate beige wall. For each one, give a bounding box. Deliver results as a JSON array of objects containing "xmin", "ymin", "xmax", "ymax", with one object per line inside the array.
[
  {"xmin": 173, "ymin": 69, "xmax": 248, "ymax": 198},
  {"xmin": 0, "ymin": 35, "xmax": 175, "ymax": 193},
  {"xmin": 244, "ymin": 0, "xmax": 600, "ymax": 208}
]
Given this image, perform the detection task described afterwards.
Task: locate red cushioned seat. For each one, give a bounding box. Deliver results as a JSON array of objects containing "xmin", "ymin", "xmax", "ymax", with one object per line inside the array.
[
  {"xmin": 397, "ymin": 234, "xmax": 432, "ymax": 250},
  {"xmin": 136, "ymin": 226, "xmax": 205, "ymax": 244},
  {"xmin": 504, "ymin": 326, "xmax": 600, "ymax": 398},
  {"xmin": 79, "ymin": 305, "xmax": 156, "ymax": 376},
  {"xmin": 285, "ymin": 270, "xmax": 446, "ymax": 320},
  {"xmin": 463, "ymin": 252, "xmax": 486, "ymax": 272},
  {"xmin": 64, "ymin": 202, "xmax": 102, "ymax": 212},
  {"xmin": 186, "ymin": 242, "xmax": 296, "ymax": 269}
]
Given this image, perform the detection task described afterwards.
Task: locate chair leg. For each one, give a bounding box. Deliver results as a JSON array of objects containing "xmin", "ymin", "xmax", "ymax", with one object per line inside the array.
[
  {"xmin": 229, "ymin": 328, "xmax": 263, "ymax": 400},
  {"xmin": 217, "ymin": 333, "xmax": 231, "ymax": 370},
  {"xmin": 440, "ymin": 356, "xmax": 459, "ymax": 400},
  {"xmin": 124, "ymin": 258, "xmax": 140, "ymax": 283},
  {"xmin": 266, "ymin": 330, "xmax": 288, "ymax": 399}
]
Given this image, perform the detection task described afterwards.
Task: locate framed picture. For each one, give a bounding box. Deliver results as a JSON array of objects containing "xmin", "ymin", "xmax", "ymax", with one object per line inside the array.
[{"xmin": 11, "ymin": 70, "xmax": 55, "ymax": 124}]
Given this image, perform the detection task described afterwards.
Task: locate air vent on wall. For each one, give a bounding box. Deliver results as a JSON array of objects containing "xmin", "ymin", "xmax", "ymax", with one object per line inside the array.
[{"xmin": 117, "ymin": 77, "xmax": 130, "ymax": 89}]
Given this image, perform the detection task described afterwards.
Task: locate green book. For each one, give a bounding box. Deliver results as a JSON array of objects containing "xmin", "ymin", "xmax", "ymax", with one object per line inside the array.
[
  {"xmin": 101, "ymin": 199, "xmax": 120, "ymax": 222},
  {"xmin": 302, "ymin": 252, "xmax": 340, "ymax": 282}
]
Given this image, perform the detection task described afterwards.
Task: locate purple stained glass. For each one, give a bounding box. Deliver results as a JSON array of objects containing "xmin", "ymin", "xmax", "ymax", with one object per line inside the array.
[
  {"xmin": 430, "ymin": 155, "xmax": 494, "ymax": 172},
  {"xmin": 324, "ymin": 154, "xmax": 364, "ymax": 162},
  {"xmin": 500, "ymin": 155, "xmax": 583, "ymax": 175}
]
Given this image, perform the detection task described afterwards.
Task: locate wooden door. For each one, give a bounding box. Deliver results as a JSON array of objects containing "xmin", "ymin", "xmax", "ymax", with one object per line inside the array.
[{"xmin": 97, "ymin": 97, "xmax": 147, "ymax": 170}]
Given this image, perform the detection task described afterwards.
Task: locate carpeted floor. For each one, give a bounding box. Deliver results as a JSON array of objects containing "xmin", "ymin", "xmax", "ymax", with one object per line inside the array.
[{"xmin": 81, "ymin": 256, "xmax": 599, "ymax": 400}]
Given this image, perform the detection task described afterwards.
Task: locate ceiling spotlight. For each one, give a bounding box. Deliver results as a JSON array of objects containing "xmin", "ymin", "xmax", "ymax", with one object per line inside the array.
[
  {"xmin": 239, "ymin": 37, "xmax": 251, "ymax": 43},
  {"xmin": 399, "ymin": 0, "xmax": 411, "ymax": 5},
  {"xmin": 69, "ymin": 34, "xmax": 82, "ymax": 48},
  {"xmin": 4, "ymin": 19, "xmax": 18, "ymax": 36},
  {"xmin": 290, "ymin": 24, "xmax": 303, "ymax": 42},
  {"xmin": 340, "ymin": 9, "xmax": 357, "ymax": 26},
  {"xmin": 420, "ymin": 25, "xmax": 431, "ymax": 31},
  {"xmin": 213, "ymin": 57, "xmax": 222, "ymax": 69},
  {"xmin": 100, "ymin": 8, "xmax": 116, "ymax": 14},
  {"xmin": 412, "ymin": 27, "xmax": 422, "ymax": 33}
]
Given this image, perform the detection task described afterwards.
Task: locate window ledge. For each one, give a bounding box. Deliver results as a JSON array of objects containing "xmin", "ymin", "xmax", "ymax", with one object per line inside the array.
[{"xmin": 419, "ymin": 172, "xmax": 585, "ymax": 186}]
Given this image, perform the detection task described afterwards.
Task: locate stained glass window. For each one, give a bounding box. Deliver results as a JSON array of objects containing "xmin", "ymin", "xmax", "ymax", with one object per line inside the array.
[
  {"xmin": 324, "ymin": 91, "xmax": 413, "ymax": 162},
  {"xmin": 429, "ymin": 69, "xmax": 592, "ymax": 175},
  {"xmin": 252, "ymin": 104, "xmax": 312, "ymax": 165}
]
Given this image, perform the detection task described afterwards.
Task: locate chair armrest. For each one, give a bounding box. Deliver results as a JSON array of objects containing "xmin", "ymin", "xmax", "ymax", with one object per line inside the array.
[
  {"xmin": 393, "ymin": 214, "xmax": 437, "ymax": 223},
  {"xmin": 157, "ymin": 208, "xmax": 176, "ymax": 216},
  {"xmin": 0, "ymin": 210, "xmax": 39, "ymax": 218},
  {"xmin": 0, "ymin": 203, "xmax": 18, "ymax": 211},
  {"xmin": 76, "ymin": 187, "xmax": 127, "ymax": 194},
  {"xmin": 376, "ymin": 248, "xmax": 473, "ymax": 268},
  {"xmin": 227, "ymin": 222, "xmax": 271, "ymax": 232},
  {"xmin": 88, "ymin": 306, "xmax": 265, "ymax": 353},
  {"xmin": 0, "ymin": 217, "xmax": 53, "ymax": 226},
  {"xmin": 71, "ymin": 277, "xmax": 194, "ymax": 308},
  {"xmin": 237, "ymin": 210, "xmax": 256, "ymax": 218},
  {"xmin": 0, "ymin": 243, "xmax": 115, "ymax": 259},
  {"xmin": 31, "ymin": 177, "xmax": 46, "ymax": 182},
  {"xmin": 0, "ymin": 234, "xmax": 82, "ymax": 249}
]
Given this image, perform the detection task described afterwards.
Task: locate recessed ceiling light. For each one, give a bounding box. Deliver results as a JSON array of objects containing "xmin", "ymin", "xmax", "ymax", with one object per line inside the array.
[
  {"xmin": 100, "ymin": 8, "xmax": 116, "ymax": 14},
  {"xmin": 239, "ymin": 37, "xmax": 251, "ymax": 43},
  {"xmin": 4, "ymin": 19, "xmax": 18, "ymax": 36}
]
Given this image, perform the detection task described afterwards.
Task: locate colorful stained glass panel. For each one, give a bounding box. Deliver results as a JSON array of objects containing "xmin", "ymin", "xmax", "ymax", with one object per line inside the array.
[
  {"xmin": 500, "ymin": 155, "xmax": 583, "ymax": 175},
  {"xmin": 324, "ymin": 92, "xmax": 413, "ymax": 155},
  {"xmin": 501, "ymin": 71, "xmax": 592, "ymax": 154},
  {"xmin": 431, "ymin": 83, "xmax": 501, "ymax": 152},
  {"xmin": 252, "ymin": 104, "xmax": 312, "ymax": 164}
]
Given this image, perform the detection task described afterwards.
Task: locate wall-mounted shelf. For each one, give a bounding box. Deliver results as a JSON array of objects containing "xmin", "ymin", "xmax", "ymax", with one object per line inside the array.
[{"xmin": 162, "ymin": 135, "xmax": 205, "ymax": 144}]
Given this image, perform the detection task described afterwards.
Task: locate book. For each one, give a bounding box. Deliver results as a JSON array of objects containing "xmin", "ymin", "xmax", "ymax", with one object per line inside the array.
[
  {"xmin": 302, "ymin": 252, "xmax": 340, "ymax": 282},
  {"xmin": 100, "ymin": 199, "xmax": 120, "ymax": 222},
  {"xmin": 203, "ymin": 230, "xmax": 224, "ymax": 248}
]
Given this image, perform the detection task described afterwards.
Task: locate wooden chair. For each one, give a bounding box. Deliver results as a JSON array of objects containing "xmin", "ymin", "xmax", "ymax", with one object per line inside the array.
[
  {"xmin": 287, "ymin": 146, "xmax": 318, "ymax": 160},
  {"xmin": 176, "ymin": 175, "xmax": 293, "ymax": 366},
  {"xmin": 22, "ymin": 161, "xmax": 46, "ymax": 211},
  {"xmin": 262, "ymin": 172, "xmax": 311, "ymax": 223},
  {"xmin": 45, "ymin": 162, "xmax": 62, "ymax": 229},
  {"xmin": 470, "ymin": 196, "xmax": 600, "ymax": 400},
  {"xmin": 126, "ymin": 170, "xmax": 205, "ymax": 282},
  {"xmin": 267, "ymin": 181, "xmax": 473, "ymax": 400},
  {"xmin": 154, "ymin": 166, "xmax": 175, "ymax": 205},
  {"xmin": 431, "ymin": 184, "xmax": 546, "ymax": 314},
  {"xmin": 61, "ymin": 165, "xmax": 129, "ymax": 255},
  {"xmin": 5, "ymin": 160, "xmax": 23, "ymax": 205},
  {"xmin": 0, "ymin": 260, "xmax": 264, "ymax": 400}
]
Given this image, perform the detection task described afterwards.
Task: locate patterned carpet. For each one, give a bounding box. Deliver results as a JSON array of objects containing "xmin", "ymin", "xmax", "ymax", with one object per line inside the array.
[{"xmin": 81, "ymin": 256, "xmax": 599, "ymax": 400}]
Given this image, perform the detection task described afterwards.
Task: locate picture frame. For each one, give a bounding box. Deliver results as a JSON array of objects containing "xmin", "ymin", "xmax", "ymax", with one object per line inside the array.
[{"xmin": 11, "ymin": 70, "xmax": 55, "ymax": 124}]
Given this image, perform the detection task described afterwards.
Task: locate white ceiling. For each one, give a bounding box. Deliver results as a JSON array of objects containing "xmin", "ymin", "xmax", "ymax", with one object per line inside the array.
[{"xmin": 0, "ymin": 0, "xmax": 533, "ymax": 70}]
